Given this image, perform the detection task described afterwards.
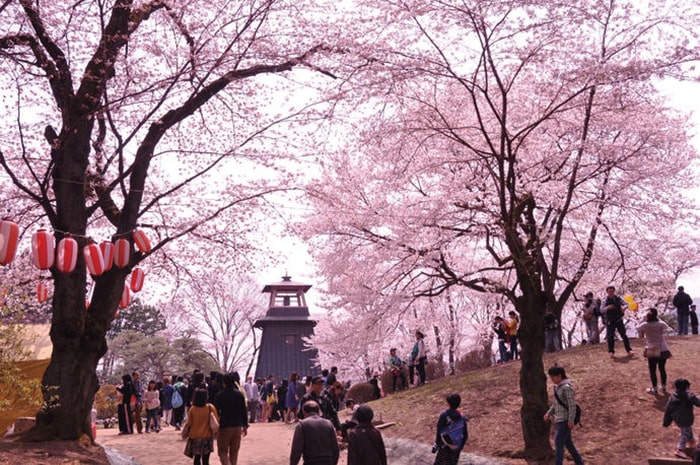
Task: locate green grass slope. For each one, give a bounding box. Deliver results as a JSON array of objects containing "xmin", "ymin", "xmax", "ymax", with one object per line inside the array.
[{"xmin": 371, "ymin": 335, "xmax": 700, "ymax": 465}]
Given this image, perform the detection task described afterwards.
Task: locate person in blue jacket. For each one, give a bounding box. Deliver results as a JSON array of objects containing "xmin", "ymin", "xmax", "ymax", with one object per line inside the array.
[{"xmin": 432, "ymin": 393, "xmax": 468, "ymax": 465}]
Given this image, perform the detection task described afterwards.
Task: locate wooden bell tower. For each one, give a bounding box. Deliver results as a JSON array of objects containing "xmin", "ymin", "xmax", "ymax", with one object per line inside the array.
[{"xmin": 253, "ymin": 275, "xmax": 319, "ymax": 381}]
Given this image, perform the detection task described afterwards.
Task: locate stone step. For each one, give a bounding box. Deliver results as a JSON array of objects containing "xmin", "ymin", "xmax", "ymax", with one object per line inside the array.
[{"xmin": 649, "ymin": 453, "xmax": 695, "ymax": 465}]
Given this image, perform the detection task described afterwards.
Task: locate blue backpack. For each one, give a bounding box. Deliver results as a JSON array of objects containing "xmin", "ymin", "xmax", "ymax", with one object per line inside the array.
[
  {"xmin": 439, "ymin": 414, "xmax": 468, "ymax": 450},
  {"xmin": 172, "ymin": 388, "xmax": 184, "ymax": 409}
]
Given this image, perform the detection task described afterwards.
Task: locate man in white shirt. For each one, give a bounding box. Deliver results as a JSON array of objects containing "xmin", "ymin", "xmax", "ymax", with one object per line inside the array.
[{"xmin": 243, "ymin": 376, "xmax": 260, "ymax": 423}]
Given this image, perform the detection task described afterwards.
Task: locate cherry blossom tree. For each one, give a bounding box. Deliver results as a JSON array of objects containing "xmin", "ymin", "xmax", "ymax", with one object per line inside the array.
[
  {"xmin": 0, "ymin": 0, "xmax": 348, "ymax": 440},
  {"xmin": 305, "ymin": 0, "xmax": 699, "ymax": 455},
  {"xmin": 171, "ymin": 273, "xmax": 266, "ymax": 374}
]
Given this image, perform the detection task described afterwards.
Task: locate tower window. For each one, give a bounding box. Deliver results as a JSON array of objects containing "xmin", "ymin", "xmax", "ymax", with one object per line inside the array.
[{"xmin": 283, "ymin": 334, "xmax": 297, "ymax": 345}]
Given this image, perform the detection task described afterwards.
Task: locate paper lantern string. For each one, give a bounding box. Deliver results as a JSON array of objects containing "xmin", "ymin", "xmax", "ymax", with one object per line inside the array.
[{"xmin": 50, "ymin": 226, "xmax": 155, "ymax": 241}]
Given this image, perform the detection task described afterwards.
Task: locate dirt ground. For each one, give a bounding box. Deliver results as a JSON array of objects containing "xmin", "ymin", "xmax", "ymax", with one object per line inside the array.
[
  {"xmin": 0, "ymin": 421, "xmax": 349, "ymax": 465},
  {"xmin": 97, "ymin": 421, "xmax": 347, "ymax": 465}
]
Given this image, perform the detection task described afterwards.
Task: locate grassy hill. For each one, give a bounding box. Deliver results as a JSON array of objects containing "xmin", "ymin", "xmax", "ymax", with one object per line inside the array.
[{"xmin": 370, "ymin": 335, "xmax": 700, "ymax": 465}]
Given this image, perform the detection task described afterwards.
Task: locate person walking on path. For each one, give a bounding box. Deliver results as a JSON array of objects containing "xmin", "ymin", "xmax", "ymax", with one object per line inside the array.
[
  {"xmin": 116, "ymin": 373, "xmax": 134, "ymax": 434},
  {"xmin": 602, "ymin": 286, "xmax": 633, "ymax": 358},
  {"xmin": 432, "ymin": 393, "xmax": 468, "ymax": 465},
  {"xmin": 285, "ymin": 372, "xmax": 302, "ymax": 423},
  {"xmin": 172, "ymin": 376, "xmax": 187, "ymax": 430},
  {"xmin": 544, "ymin": 366, "xmax": 584, "ymax": 465},
  {"xmin": 215, "ymin": 372, "xmax": 248, "ymax": 465},
  {"xmin": 347, "ymin": 404, "xmax": 387, "ymax": 465},
  {"xmin": 664, "ymin": 378, "xmax": 700, "ymax": 459},
  {"xmin": 290, "ymin": 400, "xmax": 340, "ymax": 465},
  {"xmin": 132, "ymin": 371, "xmax": 145, "ymax": 434},
  {"xmin": 183, "ymin": 388, "xmax": 219, "ymax": 465},
  {"xmin": 242, "ymin": 376, "xmax": 260, "ymax": 423},
  {"xmin": 673, "ymin": 286, "xmax": 693, "ymax": 336},
  {"xmin": 297, "ymin": 376, "xmax": 341, "ymax": 431},
  {"xmin": 637, "ymin": 308, "xmax": 672, "ymax": 394},
  {"xmin": 143, "ymin": 380, "xmax": 161, "ymax": 433},
  {"xmin": 161, "ymin": 376, "xmax": 174, "ymax": 428}
]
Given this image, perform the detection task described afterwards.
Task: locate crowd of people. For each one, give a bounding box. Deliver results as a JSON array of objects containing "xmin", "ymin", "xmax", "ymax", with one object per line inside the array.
[
  {"xmin": 109, "ymin": 284, "xmax": 700, "ymax": 465},
  {"xmin": 111, "ymin": 361, "xmax": 471, "ymax": 465}
]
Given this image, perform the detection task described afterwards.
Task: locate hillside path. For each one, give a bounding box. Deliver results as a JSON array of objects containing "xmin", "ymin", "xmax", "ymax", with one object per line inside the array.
[{"xmin": 97, "ymin": 421, "xmax": 349, "ymax": 465}]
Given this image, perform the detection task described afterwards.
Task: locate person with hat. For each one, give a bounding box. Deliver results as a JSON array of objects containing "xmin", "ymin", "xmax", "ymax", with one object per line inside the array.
[
  {"xmin": 297, "ymin": 376, "xmax": 341, "ymax": 430},
  {"xmin": 386, "ymin": 348, "xmax": 408, "ymax": 392}
]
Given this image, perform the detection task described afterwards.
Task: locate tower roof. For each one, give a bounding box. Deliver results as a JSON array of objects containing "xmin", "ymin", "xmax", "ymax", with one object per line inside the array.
[{"xmin": 262, "ymin": 275, "xmax": 311, "ymax": 293}]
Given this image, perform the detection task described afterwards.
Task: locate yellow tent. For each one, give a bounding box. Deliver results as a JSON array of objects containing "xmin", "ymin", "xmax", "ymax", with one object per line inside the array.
[{"xmin": 0, "ymin": 324, "xmax": 51, "ymax": 433}]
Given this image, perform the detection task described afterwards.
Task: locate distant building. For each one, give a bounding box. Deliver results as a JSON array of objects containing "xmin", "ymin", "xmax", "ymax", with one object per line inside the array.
[{"xmin": 253, "ymin": 275, "xmax": 319, "ymax": 381}]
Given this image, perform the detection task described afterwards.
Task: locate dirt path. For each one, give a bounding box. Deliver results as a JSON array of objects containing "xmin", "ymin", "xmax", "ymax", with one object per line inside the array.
[{"xmin": 97, "ymin": 422, "xmax": 349, "ymax": 465}]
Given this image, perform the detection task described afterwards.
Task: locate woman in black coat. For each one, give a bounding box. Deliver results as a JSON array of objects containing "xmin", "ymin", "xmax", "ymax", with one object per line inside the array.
[{"xmin": 116, "ymin": 373, "xmax": 135, "ymax": 434}]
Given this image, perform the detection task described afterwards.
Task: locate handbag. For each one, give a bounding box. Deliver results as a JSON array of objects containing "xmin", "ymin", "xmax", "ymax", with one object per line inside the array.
[
  {"xmin": 209, "ymin": 405, "xmax": 220, "ymax": 435},
  {"xmin": 181, "ymin": 422, "xmax": 190, "ymax": 440},
  {"xmin": 660, "ymin": 350, "xmax": 672, "ymax": 359}
]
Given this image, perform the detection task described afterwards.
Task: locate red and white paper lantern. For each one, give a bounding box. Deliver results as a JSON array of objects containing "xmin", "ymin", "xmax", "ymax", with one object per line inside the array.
[
  {"xmin": 99, "ymin": 241, "xmax": 114, "ymax": 271},
  {"xmin": 32, "ymin": 229, "xmax": 55, "ymax": 270},
  {"xmin": 119, "ymin": 285, "xmax": 130, "ymax": 308},
  {"xmin": 37, "ymin": 281, "xmax": 50, "ymax": 303},
  {"xmin": 56, "ymin": 236, "xmax": 78, "ymax": 273},
  {"xmin": 114, "ymin": 238, "xmax": 130, "ymax": 268},
  {"xmin": 83, "ymin": 243, "xmax": 106, "ymax": 276},
  {"xmin": 133, "ymin": 229, "xmax": 152, "ymax": 253},
  {"xmin": 0, "ymin": 218, "xmax": 19, "ymax": 266},
  {"xmin": 130, "ymin": 268, "xmax": 145, "ymax": 292}
]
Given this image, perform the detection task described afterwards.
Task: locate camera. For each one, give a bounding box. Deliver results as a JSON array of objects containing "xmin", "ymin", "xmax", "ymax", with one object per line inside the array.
[{"xmin": 431, "ymin": 444, "xmax": 438, "ymax": 454}]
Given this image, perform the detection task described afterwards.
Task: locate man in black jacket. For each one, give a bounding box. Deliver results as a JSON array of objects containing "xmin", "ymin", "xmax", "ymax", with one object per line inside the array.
[
  {"xmin": 603, "ymin": 285, "xmax": 633, "ymax": 358},
  {"xmin": 298, "ymin": 376, "xmax": 341, "ymax": 430},
  {"xmin": 215, "ymin": 372, "xmax": 249, "ymax": 465},
  {"xmin": 290, "ymin": 401, "xmax": 339, "ymax": 465},
  {"xmin": 673, "ymin": 286, "xmax": 693, "ymax": 336}
]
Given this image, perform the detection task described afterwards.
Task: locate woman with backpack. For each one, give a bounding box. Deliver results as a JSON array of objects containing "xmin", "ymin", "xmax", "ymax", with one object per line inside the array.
[{"xmin": 432, "ymin": 393, "xmax": 468, "ymax": 465}]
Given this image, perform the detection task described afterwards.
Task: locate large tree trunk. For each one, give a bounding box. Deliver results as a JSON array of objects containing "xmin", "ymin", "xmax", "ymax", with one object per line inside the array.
[
  {"xmin": 28, "ymin": 114, "xmax": 126, "ymax": 440},
  {"xmin": 31, "ymin": 267, "xmax": 123, "ymax": 441},
  {"xmin": 516, "ymin": 292, "xmax": 552, "ymax": 459}
]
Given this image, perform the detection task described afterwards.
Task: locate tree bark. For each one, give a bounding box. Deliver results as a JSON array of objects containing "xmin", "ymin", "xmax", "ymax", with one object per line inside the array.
[{"xmin": 516, "ymin": 293, "xmax": 553, "ymax": 459}]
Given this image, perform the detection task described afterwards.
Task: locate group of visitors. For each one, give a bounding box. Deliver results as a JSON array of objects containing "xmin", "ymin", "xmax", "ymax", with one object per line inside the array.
[
  {"xmin": 109, "ymin": 285, "xmax": 700, "ymax": 465},
  {"xmin": 568, "ymin": 285, "xmax": 697, "ymax": 351},
  {"xmin": 492, "ymin": 311, "xmax": 520, "ymax": 362},
  {"xmin": 386, "ymin": 330, "xmax": 430, "ymax": 392},
  {"xmin": 243, "ymin": 367, "xmax": 346, "ymax": 425},
  {"xmin": 117, "ymin": 370, "xmax": 247, "ymax": 465},
  {"xmin": 116, "ymin": 370, "xmax": 160, "ymax": 435}
]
